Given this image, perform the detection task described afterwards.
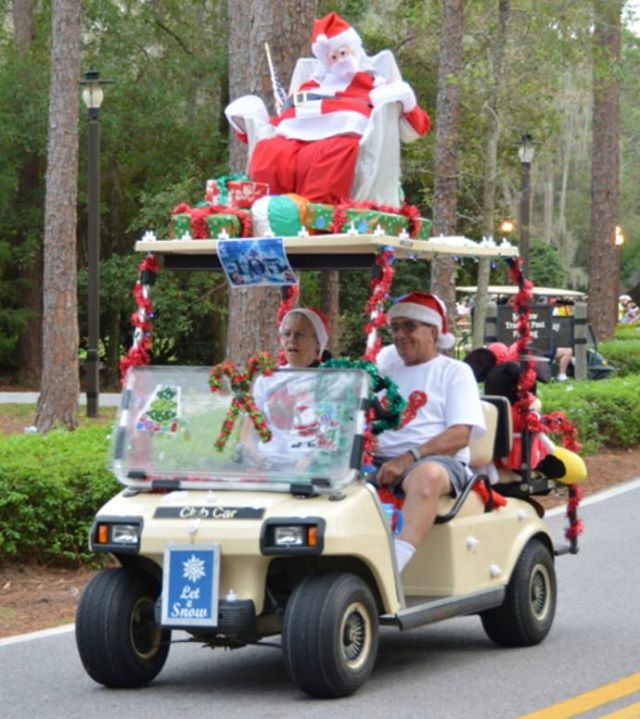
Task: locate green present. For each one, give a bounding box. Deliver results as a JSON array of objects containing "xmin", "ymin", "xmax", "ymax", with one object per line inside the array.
[
  {"xmin": 341, "ymin": 209, "xmax": 409, "ymax": 236},
  {"xmin": 171, "ymin": 213, "xmax": 191, "ymax": 239},
  {"xmin": 207, "ymin": 214, "xmax": 241, "ymax": 238},
  {"xmin": 304, "ymin": 203, "xmax": 334, "ymax": 232},
  {"xmin": 415, "ymin": 217, "xmax": 432, "ymax": 239}
]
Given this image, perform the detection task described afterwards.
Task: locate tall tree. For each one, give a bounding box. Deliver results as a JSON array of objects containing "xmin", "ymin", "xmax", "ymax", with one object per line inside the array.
[
  {"xmin": 589, "ymin": 0, "xmax": 622, "ymax": 341},
  {"xmin": 35, "ymin": 0, "xmax": 82, "ymax": 432},
  {"xmin": 226, "ymin": 0, "xmax": 317, "ymax": 364},
  {"xmin": 12, "ymin": 0, "xmax": 42, "ymax": 386},
  {"xmin": 430, "ymin": 0, "xmax": 464, "ymax": 325},
  {"xmin": 473, "ymin": 0, "xmax": 510, "ymax": 349}
]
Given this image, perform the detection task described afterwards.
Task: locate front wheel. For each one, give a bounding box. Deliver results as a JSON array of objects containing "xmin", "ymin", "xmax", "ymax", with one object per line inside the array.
[
  {"xmin": 481, "ymin": 538, "xmax": 556, "ymax": 647},
  {"xmin": 282, "ymin": 572, "xmax": 379, "ymax": 698},
  {"xmin": 75, "ymin": 567, "xmax": 170, "ymax": 687}
]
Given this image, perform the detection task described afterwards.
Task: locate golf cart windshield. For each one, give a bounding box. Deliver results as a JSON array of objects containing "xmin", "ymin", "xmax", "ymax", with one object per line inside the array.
[{"xmin": 110, "ymin": 365, "xmax": 369, "ymax": 492}]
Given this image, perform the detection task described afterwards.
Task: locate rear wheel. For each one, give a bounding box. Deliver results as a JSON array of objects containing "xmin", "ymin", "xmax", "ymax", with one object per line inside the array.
[
  {"xmin": 481, "ymin": 538, "xmax": 556, "ymax": 647},
  {"xmin": 75, "ymin": 567, "xmax": 170, "ymax": 687},
  {"xmin": 282, "ymin": 572, "xmax": 379, "ymax": 698}
]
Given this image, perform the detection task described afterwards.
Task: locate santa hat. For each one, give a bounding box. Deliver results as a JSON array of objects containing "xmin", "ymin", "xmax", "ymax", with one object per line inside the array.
[
  {"xmin": 311, "ymin": 12, "xmax": 362, "ymax": 68},
  {"xmin": 387, "ymin": 292, "xmax": 455, "ymax": 350},
  {"xmin": 280, "ymin": 307, "xmax": 330, "ymax": 355}
]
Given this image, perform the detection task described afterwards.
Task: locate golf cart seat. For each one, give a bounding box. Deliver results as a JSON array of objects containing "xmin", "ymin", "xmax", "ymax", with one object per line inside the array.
[
  {"xmin": 225, "ymin": 51, "xmax": 420, "ymax": 206},
  {"xmin": 435, "ymin": 396, "xmax": 513, "ymax": 518}
]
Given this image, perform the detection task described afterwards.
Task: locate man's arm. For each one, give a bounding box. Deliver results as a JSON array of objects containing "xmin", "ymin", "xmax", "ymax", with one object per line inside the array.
[{"xmin": 376, "ymin": 424, "xmax": 471, "ymax": 486}]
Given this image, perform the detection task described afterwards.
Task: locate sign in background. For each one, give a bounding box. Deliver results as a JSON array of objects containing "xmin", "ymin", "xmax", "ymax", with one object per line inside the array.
[{"xmin": 496, "ymin": 304, "xmax": 554, "ymax": 355}]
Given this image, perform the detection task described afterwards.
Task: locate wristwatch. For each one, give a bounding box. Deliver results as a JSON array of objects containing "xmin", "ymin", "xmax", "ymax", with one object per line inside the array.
[{"xmin": 408, "ymin": 447, "xmax": 422, "ymax": 462}]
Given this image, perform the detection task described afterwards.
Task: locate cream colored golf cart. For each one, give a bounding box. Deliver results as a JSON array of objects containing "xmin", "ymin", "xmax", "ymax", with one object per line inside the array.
[{"xmin": 76, "ymin": 234, "xmax": 577, "ymax": 698}]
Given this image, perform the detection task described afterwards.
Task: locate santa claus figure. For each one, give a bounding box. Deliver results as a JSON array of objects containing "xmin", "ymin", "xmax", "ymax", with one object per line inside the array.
[{"xmin": 225, "ymin": 12, "xmax": 431, "ymax": 204}]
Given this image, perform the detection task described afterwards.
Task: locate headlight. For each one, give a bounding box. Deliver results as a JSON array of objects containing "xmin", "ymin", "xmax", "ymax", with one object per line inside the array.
[
  {"xmin": 274, "ymin": 526, "xmax": 307, "ymax": 546},
  {"xmin": 111, "ymin": 524, "xmax": 140, "ymax": 544},
  {"xmin": 260, "ymin": 518, "xmax": 325, "ymax": 555}
]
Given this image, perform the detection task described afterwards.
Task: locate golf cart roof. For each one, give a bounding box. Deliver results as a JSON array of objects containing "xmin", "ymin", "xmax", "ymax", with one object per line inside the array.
[
  {"xmin": 457, "ymin": 285, "xmax": 585, "ymax": 298},
  {"xmin": 135, "ymin": 234, "xmax": 518, "ymax": 271}
]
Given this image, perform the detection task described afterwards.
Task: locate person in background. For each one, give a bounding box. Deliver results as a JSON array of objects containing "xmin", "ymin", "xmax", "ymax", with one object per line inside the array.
[{"xmin": 373, "ymin": 292, "xmax": 486, "ymax": 572}]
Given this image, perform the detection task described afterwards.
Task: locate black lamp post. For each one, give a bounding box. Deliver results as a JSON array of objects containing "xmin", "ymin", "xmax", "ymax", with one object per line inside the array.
[
  {"xmin": 517, "ymin": 133, "xmax": 535, "ymax": 277},
  {"xmin": 80, "ymin": 70, "xmax": 111, "ymax": 417}
]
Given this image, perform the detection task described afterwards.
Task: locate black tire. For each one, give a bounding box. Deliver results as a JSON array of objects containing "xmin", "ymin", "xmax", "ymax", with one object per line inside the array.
[
  {"xmin": 481, "ymin": 538, "xmax": 556, "ymax": 647},
  {"xmin": 282, "ymin": 572, "xmax": 379, "ymax": 698},
  {"xmin": 75, "ymin": 567, "xmax": 170, "ymax": 687}
]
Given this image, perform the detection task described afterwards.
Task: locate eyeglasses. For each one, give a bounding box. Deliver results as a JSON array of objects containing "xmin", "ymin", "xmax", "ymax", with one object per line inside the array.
[
  {"xmin": 279, "ymin": 330, "xmax": 311, "ymax": 342},
  {"xmin": 389, "ymin": 321, "xmax": 430, "ymax": 335}
]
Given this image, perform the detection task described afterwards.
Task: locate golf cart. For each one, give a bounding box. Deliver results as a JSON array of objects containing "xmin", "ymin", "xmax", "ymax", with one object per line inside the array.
[
  {"xmin": 75, "ymin": 233, "xmax": 582, "ymax": 698},
  {"xmin": 457, "ymin": 285, "xmax": 615, "ymax": 380}
]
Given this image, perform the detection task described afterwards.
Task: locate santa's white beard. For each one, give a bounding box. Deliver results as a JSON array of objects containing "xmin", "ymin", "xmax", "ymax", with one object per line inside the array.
[{"xmin": 327, "ymin": 55, "xmax": 359, "ymax": 82}]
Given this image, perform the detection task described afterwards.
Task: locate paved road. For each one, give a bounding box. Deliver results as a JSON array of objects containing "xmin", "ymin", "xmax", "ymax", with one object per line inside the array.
[
  {"xmin": 1, "ymin": 483, "xmax": 639, "ymax": 719},
  {"xmin": 0, "ymin": 392, "xmax": 121, "ymax": 406}
]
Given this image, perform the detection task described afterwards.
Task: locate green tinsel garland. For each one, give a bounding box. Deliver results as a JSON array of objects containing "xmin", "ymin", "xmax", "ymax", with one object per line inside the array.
[{"xmin": 320, "ymin": 358, "xmax": 406, "ymax": 434}]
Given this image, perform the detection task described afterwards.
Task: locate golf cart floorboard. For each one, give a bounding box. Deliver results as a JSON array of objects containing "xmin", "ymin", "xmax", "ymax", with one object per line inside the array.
[{"xmin": 381, "ymin": 586, "xmax": 506, "ymax": 630}]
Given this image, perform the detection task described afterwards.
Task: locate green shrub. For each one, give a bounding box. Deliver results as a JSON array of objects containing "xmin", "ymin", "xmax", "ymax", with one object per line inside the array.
[
  {"xmin": 614, "ymin": 324, "xmax": 640, "ymax": 341},
  {"xmin": 539, "ymin": 375, "xmax": 640, "ymax": 454},
  {"xmin": 0, "ymin": 425, "xmax": 118, "ymax": 565},
  {"xmin": 597, "ymin": 339, "xmax": 640, "ymax": 377}
]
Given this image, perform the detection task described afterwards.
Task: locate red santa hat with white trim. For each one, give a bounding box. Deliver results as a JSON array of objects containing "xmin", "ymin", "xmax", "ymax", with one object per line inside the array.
[
  {"xmin": 311, "ymin": 12, "xmax": 363, "ymax": 68},
  {"xmin": 387, "ymin": 292, "xmax": 455, "ymax": 350}
]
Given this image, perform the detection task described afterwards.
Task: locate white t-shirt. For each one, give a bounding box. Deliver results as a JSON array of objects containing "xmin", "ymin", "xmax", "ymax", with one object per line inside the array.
[{"xmin": 375, "ymin": 345, "xmax": 486, "ymax": 466}]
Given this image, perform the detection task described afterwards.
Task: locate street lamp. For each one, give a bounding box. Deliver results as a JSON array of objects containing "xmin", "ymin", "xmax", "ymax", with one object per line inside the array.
[
  {"xmin": 80, "ymin": 70, "xmax": 112, "ymax": 417},
  {"xmin": 517, "ymin": 133, "xmax": 535, "ymax": 277},
  {"xmin": 615, "ymin": 225, "xmax": 625, "ymax": 247}
]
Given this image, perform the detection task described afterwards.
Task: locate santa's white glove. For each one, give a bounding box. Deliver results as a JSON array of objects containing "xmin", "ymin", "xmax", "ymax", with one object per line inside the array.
[
  {"xmin": 370, "ymin": 81, "xmax": 417, "ymax": 113},
  {"xmin": 224, "ymin": 95, "xmax": 273, "ymax": 139}
]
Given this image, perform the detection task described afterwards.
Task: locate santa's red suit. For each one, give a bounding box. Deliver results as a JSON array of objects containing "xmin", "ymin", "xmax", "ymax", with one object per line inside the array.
[{"xmin": 247, "ymin": 71, "xmax": 430, "ymax": 203}]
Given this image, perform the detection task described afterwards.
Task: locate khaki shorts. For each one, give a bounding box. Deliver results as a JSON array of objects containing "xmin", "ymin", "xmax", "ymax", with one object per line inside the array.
[{"xmin": 373, "ymin": 454, "xmax": 469, "ymax": 499}]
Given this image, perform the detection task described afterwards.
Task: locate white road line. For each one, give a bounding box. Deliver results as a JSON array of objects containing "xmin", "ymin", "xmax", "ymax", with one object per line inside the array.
[
  {"xmin": 546, "ymin": 476, "xmax": 640, "ymax": 516},
  {"xmin": 0, "ymin": 623, "xmax": 74, "ymax": 647}
]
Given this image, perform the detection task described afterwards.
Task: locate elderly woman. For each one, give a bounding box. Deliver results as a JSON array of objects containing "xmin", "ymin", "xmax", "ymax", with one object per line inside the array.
[
  {"xmin": 277, "ymin": 307, "xmax": 332, "ymax": 367},
  {"xmin": 246, "ymin": 307, "xmax": 332, "ymax": 467}
]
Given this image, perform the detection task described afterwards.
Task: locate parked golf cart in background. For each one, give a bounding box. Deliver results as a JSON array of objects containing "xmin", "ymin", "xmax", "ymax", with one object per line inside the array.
[{"xmin": 456, "ymin": 285, "xmax": 615, "ymax": 380}]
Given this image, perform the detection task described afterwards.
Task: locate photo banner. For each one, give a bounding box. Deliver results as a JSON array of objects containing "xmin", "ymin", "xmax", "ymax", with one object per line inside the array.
[{"xmin": 218, "ymin": 238, "xmax": 297, "ymax": 288}]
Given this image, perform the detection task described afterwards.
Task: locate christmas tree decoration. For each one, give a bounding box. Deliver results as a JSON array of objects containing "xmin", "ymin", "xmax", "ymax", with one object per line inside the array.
[{"xmin": 136, "ymin": 385, "xmax": 182, "ymax": 434}]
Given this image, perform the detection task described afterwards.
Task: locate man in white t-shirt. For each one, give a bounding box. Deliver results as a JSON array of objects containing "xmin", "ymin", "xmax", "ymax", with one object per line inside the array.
[{"xmin": 375, "ymin": 292, "xmax": 486, "ymax": 572}]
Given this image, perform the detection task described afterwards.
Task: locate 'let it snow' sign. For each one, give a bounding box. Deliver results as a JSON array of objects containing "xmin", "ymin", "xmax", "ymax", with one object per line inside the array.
[{"xmin": 161, "ymin": 545, "xmax": 220, "ymax": 627}]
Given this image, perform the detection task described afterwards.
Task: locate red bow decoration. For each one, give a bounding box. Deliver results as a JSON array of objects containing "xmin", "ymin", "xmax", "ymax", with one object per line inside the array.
[{"xmin": 209, "ymin": 351, "xmax": 276, "ymax": 451}]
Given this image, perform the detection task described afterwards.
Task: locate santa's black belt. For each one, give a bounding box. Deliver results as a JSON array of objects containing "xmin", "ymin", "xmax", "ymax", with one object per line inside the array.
[{"xmin": 282, "ymin": 91, "xmax": 373, "ymax": 110}]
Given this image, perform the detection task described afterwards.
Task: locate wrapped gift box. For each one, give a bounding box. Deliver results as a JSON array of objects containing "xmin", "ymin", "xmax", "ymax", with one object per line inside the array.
[
  {"xmin": 207, "ymin": 214, "xmax": 241, "ymax": 238},
  {"xmin": 171, "ymin": 213, "xmax": 192, "ymax": 239},
  {"xmin": 205, "ymin": 179, "xmax": 221, "ymax": 205},
  {"xmin": 415, "ymin": 217, "xmax": 432, "ymax": 239},
  {"xmin": 227, "ymin": 181, "xmax": 269, "ymax": 209},
  {"xmin": 304, "ymin": 202, "xmax": 335, "ymax": 232},
  {"xmin": 341, "ymin": 209, "xmax": 409, "ymax": 236}
]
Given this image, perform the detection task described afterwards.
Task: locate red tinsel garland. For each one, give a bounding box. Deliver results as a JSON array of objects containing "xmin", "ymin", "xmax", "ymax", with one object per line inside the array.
[
  {"xmin": 172, "ymin": 202, "xmax": 253, "ymax": 238},
  {"xmin": 209, "ymin": 351, "xmax": 276, "ymax": 451},
  {"xmin": 330, "ymin": 199, "xmax": 423, "ymax": 238},
  {"xmin": 119, "ymin": 254, "xmax": 159, "ymax": 384},
  {"xmin": 363, "ymin": 249, "xmax": 395, "ymax": 362},
  {"xmin": 506, "ymin": 257, "xmax": 583, "ymax": 544}
]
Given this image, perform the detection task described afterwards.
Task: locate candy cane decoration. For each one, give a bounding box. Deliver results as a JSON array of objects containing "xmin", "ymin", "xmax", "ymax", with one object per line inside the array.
[
  {"xmin": 363, "ymin": 249, "xmax": 395, "ymax": 362},
  {"xmin": 209, "ymin": 351, "xmax": 276, "ymax": 451}
]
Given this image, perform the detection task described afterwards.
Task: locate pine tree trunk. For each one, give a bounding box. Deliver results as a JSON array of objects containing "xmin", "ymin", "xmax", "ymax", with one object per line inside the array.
[
  {"xmin": 431, "ymin": 0, "xmax": 464, "ymax": 329},
  {"xmin": 12, "ymin": 0, "xmax": 42, "ymax": 386},
  {"xmin": 12, "ymin": 0, "xmax": 35, "ymax": 52},
  {"xmin": 589, "ymin": 0, "xmax": 622, "ymax": 341},
  {"xmin": 474, "ymin": 0, "xmax": 509, "ymax": 350},
  {"xmin": 35, "ymin": 0, "xmax": 82, "ymax": 432},
  {"xmin": 320, "ymin": 271, "xmax": 340, "ymax": 354},
  {"xmin": 226, "ymin": 0, "xmax": 317, "ymax": 365}
]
